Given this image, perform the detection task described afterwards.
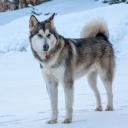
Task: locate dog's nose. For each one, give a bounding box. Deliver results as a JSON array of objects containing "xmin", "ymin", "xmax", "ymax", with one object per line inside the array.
[{"xmin": 43, "ymin": 44, "xmax": 49, "ymax": 51}]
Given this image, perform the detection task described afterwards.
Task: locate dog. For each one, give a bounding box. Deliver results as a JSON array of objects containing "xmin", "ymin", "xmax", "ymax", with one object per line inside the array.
[{"xmin": 29, "ymin": 13, "xmax": 115, "ymax": 124}]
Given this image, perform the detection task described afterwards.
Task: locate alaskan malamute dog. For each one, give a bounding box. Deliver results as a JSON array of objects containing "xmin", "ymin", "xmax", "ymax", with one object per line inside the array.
[{"xmin": 29, "ymin": 13, "xmax": 115, "ymax": 124}]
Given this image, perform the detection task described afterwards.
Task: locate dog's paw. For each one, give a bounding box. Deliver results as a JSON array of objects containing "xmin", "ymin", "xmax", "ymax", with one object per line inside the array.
[
  {"xmin": 62, "ymin": 118, "xmax": 72, "ymax": 124},
  {"xmin": 46, "ymin": 119, "xmax": 57, "ymax": 124},
  {"xmin": 105, "ymin": 106, "xmax": 113, "ymax": 111},
  {"xmin": 95, "ymin": 106, "xmax": 102, "ymax": 111}
]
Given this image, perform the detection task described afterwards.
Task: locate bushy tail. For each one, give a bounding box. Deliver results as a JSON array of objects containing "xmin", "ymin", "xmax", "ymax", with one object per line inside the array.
[{"xmin": 80, "ymin": 18, "xmax": 109, "ymax": 41}]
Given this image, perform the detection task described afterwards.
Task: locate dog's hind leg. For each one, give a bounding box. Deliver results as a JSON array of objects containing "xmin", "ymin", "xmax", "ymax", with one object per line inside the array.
[
  {"xmin": 99, "ymin": 67, "xmax": 114, "ymax": 111},
  {"xmin": 100, "ymin": 72, "xmax": 113, "ymax": 111},
  {"xmin": 87, "ymin": 71, "xmax": 102, "ymax": 111}
]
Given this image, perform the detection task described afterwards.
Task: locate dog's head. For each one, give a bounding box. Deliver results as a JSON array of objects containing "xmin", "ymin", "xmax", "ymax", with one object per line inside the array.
[{"xmin": 29, "ymin": 13, "xmax": 57, "ymax": 60}]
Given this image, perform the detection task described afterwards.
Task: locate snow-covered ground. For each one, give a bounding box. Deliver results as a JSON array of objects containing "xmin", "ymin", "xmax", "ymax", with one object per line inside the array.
[
  {"xmin": 0, "ymin": 0, "xmax": 128, "ymax": 128},
  {"xmin": 0, "ymin": 0, "xmax": 104, "ymax": 25}
]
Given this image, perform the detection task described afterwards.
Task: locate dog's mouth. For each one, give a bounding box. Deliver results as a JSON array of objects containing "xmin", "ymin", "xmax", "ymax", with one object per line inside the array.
[{"xmin": 44, "ymin": 52, "xmax": 50, "ymax": 60}]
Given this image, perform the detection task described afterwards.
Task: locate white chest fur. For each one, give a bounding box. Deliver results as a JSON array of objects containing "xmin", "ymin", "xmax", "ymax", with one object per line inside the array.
[{"xmin": 42, "ymin": 65, "xmax": 65, "ymax": 82}]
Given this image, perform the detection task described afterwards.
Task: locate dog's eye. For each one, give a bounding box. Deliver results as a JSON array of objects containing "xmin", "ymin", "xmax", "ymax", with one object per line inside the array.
[
  {"xmin": 38, "ymin": 34, "xmax": 43, "ymax": 38},
  {"xmin": 47, "ymin": 33, "xmax": 51, "ymax": 38}
]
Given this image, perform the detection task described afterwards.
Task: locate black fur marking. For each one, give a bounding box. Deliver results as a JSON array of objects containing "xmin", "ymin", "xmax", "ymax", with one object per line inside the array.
[
  {"xmin": 96, "ymin": 33, "xmax": 108, "ymax": 42},
  {"xmin": 63, "ymin": 37, "xmax": 73, "ymax": 65},
  {"xmin": 40, "ymin": 22, "xmax": 46, "ymax": 32},
  {"xmin": 40, "ymin": 64, "xmax": 43, "ymax": 69}
]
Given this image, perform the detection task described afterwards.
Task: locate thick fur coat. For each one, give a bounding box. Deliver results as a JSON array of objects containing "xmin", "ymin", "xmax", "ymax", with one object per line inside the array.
[{"xmin": 29, "ymin": 14, "xmax": 115, "ymax": 124}]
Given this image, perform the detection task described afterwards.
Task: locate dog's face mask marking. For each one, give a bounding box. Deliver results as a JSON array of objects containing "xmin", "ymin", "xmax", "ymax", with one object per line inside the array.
[
  {"xmin": 31, "ymin": 29, "xmax": 57, "ymax": 53},
  {"xmin": 29, "ymin": 14, "xmax": 57, "ymax": 60}
]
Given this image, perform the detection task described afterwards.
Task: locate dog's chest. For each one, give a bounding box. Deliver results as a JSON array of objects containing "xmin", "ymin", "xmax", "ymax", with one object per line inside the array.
[{"xmin": 42, "ymin": 65, "xmax": 65, "ymax": 81}]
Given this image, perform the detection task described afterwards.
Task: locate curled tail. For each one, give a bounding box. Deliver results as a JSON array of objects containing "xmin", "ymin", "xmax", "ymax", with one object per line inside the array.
[{"xmin": 80, "ymin": 18, "xmax": 109, "ymax": 41}]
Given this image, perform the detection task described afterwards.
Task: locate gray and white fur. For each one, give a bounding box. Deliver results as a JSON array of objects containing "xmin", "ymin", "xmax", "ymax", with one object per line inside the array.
[{"xmin": 29, "ymin": 14, "xmax": 115, "ymax": 124}]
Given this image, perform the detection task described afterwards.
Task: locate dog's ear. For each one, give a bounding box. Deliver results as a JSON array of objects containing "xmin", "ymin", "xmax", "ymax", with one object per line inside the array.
[
  {"xmin": 48, "ymin": 13, "xmax": 56, "ymax": 21},
  {"xmin": 29, "ymin": 15, "xmax": 39, "ymax": 31},
  {"xmin": 46, "ymin": 13, "xmax": 56, "ymax": 31}
]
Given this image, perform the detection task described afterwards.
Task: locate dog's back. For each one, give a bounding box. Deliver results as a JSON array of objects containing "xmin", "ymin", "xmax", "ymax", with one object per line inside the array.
[{"xmin": 63, "ymin": 19, "xmax": 115, "ymax": 82}]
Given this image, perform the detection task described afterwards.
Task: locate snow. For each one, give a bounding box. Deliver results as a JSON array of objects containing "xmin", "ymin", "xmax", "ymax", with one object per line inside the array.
[
  {"xmin": 0, "ymin": 0, "xmax": 104, "ymax": 25},
  {"xmin": 1, "ymin": 3, "xmax": 128, "ymax": 55},
  {"xmin": 0, "ymin": 0, "xmax": 128, "ymax": 128}
]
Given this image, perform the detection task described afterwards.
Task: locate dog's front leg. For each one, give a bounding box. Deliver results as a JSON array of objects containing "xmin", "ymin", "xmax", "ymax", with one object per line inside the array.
[
  {"xmin": 63, "ymin": 80, "xmax": 74, "ymax": 123},
  {"xmin": 43, "ymin": 74, "xmax": 58, "ymax": 124}
]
